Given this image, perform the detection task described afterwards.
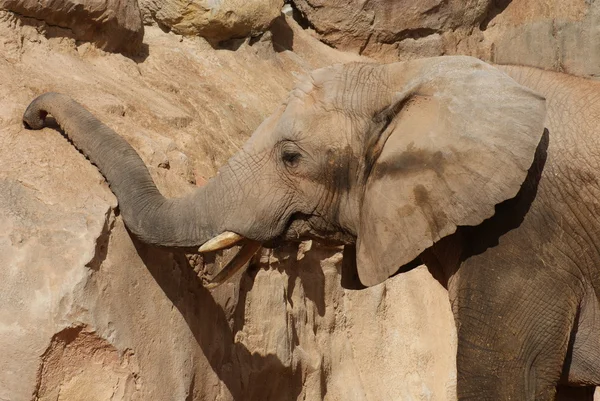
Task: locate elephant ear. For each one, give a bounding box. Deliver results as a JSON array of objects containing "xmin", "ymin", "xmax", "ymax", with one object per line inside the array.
[{"xmin": 356, "ymin": 57, "xmax": 546, "ymax": 287}]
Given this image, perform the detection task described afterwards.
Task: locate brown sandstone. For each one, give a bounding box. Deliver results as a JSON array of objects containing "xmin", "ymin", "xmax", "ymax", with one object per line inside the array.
[
  {"xmin": 0, "ymin": 0, "xmax": 144, "ymax": 53},
  {"xmin": 290, "ymin": 0, "xmax": 492, "ymax": 58},
  {"xmin": 139, "ymin": 0, "xmax": 285, "ymax": 41},
  {"xmin": 292, "ymin": 0, "xmax": 600, "ymax": 79}
]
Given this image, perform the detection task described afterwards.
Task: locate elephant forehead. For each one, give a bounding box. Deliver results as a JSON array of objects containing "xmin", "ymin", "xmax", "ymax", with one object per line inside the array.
[
  {"xmin": 277, "ymin": 99, "xmax": 310, "ymax": 136},
  {"xmin": 309, "ymin": 63, "xmax": 393, "ymax": 113},
  {"xmin": 279, "ymin": 102, "xmax": 353, "ymax": 146}
]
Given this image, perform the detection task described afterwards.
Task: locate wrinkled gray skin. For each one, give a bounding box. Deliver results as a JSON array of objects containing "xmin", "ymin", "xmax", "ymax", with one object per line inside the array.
[{"xmin": 23, "ymin": 56, "xmax": 600, "ymax": 399}]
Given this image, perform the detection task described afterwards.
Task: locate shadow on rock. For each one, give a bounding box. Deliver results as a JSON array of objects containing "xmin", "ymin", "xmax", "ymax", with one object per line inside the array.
[
  {"xmin": 133, "ymin": 240, "xmax": 304, "ymax": 401},
  {"xmin": 480, "ymin": 0, "xmax": 513, "ymax": 30},
  {"xmin": 213, "ymin": 15, "xmax": 295, "ymax": 54},
  {"xmin": 244, "ymin": 243, "xmax": 327, "ymax": 318},
  {"xmin": 266, "ymin": 15, "xmax": 295, "ymax": 53},
  {"xmin": 9, "ymin": 13, "xmax": 150, "ymax": 63}
]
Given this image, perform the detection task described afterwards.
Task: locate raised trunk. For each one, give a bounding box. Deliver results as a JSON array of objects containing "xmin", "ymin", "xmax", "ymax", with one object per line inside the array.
[{"xmin": 23, "ymin": 92, "xmax": 221, "ymax": 248}]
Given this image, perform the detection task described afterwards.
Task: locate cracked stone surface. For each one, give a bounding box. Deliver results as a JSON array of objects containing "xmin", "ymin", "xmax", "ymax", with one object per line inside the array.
[
  {"xmin": 0, "ymin": 10, "xmax": 457, "ymax": 401},
  {"xmin": 139, "ymin": 0, "xmax": 284, "ymax": 42},
  {"xmin": 290, "ymin": 0, "xmax": 600, "ymax": 79},
  {"xmin": 0, "ymin": 0, "xmax": 144, "ymax": 54},
  {"xmin": 289, "ymin": 0, "xmax": 492, "ymax": 59},
  {"xmin": 472, "ymin": 0, "xmax": 600, "ymax": 78}
]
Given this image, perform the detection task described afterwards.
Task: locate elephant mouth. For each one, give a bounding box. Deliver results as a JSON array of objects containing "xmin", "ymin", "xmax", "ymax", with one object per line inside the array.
[
  {"xmin": 196, "ymin": 224, "xmax": 310, "ymax": 290},
  {"xmin": 198, "ymin": 214, "xmax": 356, "ymax": 289},
  {"xmin": 198, "ymin": 214, "xmax": 355, "ymax": 290}
]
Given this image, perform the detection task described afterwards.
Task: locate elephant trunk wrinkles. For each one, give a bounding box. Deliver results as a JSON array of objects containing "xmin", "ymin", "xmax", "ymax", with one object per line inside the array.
[{"xmin": 23, "ymin": 92, "xmax": 219, "ymax": 248}]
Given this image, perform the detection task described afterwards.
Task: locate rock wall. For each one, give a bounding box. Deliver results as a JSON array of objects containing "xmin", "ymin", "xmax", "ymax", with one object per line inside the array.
[
  {"xmin": 139, "ymin": 0, "xmax": 284, "ymax": 42},
  {"xmin": 473, "ymin": 0, "xmax": 600, "ymax": 78},
  {"xmin": 290, "ymin": 0, "xmax": 491, "ymax": 59},
  {"xmin": 4, "ymin": 0, "xmax": 599, "ymax": 399},
  {"xmin": 0, "ymin": 0, "xmax": 144, "ymax": 53},
  {"xmin": 0, "ymin": 10, "xmax": 457, "ymax": 401},
  {"xmin": 291, "ymin": 0, "xmax": 600, "ymax": 79}
]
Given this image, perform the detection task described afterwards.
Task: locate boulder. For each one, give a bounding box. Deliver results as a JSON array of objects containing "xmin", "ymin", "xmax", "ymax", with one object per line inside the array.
[
  {"xmin": 140, "ymin": 0, "xmax": 284, "ymax": 41},
  {"xmin": 0, "ymin": 0, "xmax": 144, "ymax": 53},
  {"xmin": 290, "ymin": 0, "xmax": 492, "ymax": 57}
]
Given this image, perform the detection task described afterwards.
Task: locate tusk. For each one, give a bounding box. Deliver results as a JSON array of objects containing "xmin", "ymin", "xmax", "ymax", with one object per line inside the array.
[
  {"xmin": 204, "ymin": 240, "xmax": 262, "ymax": 289},
  {"xmin": 199, "ymin": 231, "xmax": 244, "ymax": 253}
]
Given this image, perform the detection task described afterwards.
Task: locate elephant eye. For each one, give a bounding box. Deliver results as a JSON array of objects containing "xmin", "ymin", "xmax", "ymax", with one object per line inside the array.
[{"xmin": 282, "ymin": 150, "xmax": 302, "ymax": 168}]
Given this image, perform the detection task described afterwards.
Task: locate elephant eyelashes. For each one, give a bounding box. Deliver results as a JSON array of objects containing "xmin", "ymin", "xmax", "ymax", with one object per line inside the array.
[{"xmin": 282, "ymin": 150, "xmax": 302, "ymax": 168}]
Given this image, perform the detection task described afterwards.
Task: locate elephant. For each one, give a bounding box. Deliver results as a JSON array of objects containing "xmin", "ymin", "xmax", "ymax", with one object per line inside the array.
[{"xmin": 22, "ymin": 55, "xmax": 600, "ymax": 400}]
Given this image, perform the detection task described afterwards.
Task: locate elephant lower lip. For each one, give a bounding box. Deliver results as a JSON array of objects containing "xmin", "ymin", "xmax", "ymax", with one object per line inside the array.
[
  {"xmin": 265, "ymin": 232, "xmax": 353, "ymax": 250},
  {"xmin": 263, "ymin": 236, "xmax": 303, "ymax": 249}
]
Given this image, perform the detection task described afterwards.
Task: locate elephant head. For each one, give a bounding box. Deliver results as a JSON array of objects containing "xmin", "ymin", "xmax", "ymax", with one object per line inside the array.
[{"xmin": 23, "ymin": 56, "xmax": 546, "ymax": 288}]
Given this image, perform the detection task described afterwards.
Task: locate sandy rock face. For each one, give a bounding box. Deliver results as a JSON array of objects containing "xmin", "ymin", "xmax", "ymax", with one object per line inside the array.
[
  {"xmin": 473, "ymin": 0, "xmax": 600, "ymax": 78},
  {"xmin": 0, "ymin": 11, "xmax": 456, "ymax": 401},
  {"xmin": 140, "ymin": 0, "xmax": 284, "ymax": 41},
  {"xmin": 293, "ymin": 0, "xmax": 600, "ymax": 79},
  {"xmin": 290, "ymin": 0, "xmax": 492, "ymax": 57},
  {"xmin": 0, "ymin": 0, "xmax": 144, "ymax": 53}
]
